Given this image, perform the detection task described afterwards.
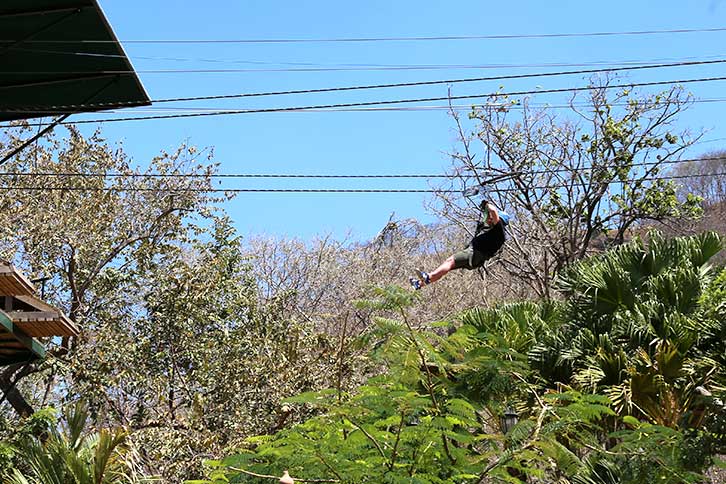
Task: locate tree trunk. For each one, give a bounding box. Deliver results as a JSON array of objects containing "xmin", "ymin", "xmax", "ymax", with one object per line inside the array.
[{"xmin": 0, "ymin": 363, "xmax": 35, "ymax": 417}]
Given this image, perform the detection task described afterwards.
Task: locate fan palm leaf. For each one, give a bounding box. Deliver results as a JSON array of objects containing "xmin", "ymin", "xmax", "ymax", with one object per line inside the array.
[{"xmin": 10, "ymin": 402, "xmax": 130, "ymax": 484}]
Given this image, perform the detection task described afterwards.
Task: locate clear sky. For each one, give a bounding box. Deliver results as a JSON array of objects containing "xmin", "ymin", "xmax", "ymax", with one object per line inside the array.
[{"xmin": 74, "ymin": 0, "xmax": 726, "ymax": 241}]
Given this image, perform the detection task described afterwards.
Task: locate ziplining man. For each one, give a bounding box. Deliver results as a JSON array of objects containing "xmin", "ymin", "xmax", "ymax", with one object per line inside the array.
[{"xmin": 410, "ymin": 201, "xmax": 510, "ymax": 290}]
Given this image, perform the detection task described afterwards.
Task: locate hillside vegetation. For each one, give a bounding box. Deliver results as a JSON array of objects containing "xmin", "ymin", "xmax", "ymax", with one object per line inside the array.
[{"xmin": 1, "ymin": 83, "xmax": 725, "ymax": 483}]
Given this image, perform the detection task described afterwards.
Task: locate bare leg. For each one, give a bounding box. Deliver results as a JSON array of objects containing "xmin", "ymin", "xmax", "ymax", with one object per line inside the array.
[{"xmin": 428, "ymin": 256, "xmax": 456, "ymax": 284}]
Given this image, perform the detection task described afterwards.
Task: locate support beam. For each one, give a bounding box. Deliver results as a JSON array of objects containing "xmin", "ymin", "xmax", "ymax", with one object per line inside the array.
[
  {"xmin": 0, "ymin": 5, "xmax": 88, "ymax": 19},
  {"xmin": 0, "ymin": 73, "xmax": 120, "ymax": 91},
  {"xmin": 0, "ymin": 8, "xmax": 83, "ymax": 56},
  {"xmin": 0, "ymin": 311, "xmax": 45, "ymax": 360},
  {"xmin": 0, "ymin": 75, "xmax": 118, "ymax": 165}
]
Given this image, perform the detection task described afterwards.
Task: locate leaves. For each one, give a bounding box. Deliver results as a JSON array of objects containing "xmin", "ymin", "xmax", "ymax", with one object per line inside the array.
[
  {"xmin": 207, "ymin": 233, "xmax": 723, "ymax": 483},
  {"xmin": 9, "ymin": 402, "xmax": 130, "ymax": 484},
  {"xmin": 0, "ymin": 125, "xmax": 723, "ymax": 483},
  {"xmin": 435, "ymin": 80, "xmax": 703, "ymax": 297}
]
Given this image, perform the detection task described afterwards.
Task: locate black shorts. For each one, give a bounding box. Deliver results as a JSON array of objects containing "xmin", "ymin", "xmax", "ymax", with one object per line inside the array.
[{"xmin": 452, "ymin": 222, "xmax": 506, "ymax": 270}]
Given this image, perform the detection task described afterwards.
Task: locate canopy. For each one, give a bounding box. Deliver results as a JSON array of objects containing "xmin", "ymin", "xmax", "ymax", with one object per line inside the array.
[{"xmin": 0, "ymin": 0, "xmax": 150, "ymax": 122}]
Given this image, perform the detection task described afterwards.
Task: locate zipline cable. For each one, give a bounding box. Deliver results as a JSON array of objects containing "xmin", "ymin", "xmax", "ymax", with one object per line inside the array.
[
  {"xmin": 0, "ymin": 171, "xmax": 724, "ymax": 194},
  {"xmin": 69, "ymin": 97, "xmax": 726, "ymax": 114},
  {"xmin": 3, "ymin": 26, "xmax": 726, "ymax": 44},
  {"xmin": 11, "ymin": 97, "xmax": 726, "ymax": 119},
  {"xmin": 3, "ymin": 74, "xmax": 726, "ymax": 127},
  {"xmin": 7, "ymin": 59, "xmax": 726, "ymax": 74},
  {"xmin": 10, "ymin": 47, "xmax": 724, "ymax": 69},
  {"xmin": 3, "ymin": 58, "xmax": 726, "ymax": 112},
  {"xmin": 0, "ymin": 155, "xmax": 723, "ymax": 180},
  {"xmin": 8, "ymin": 97, "xmax": 726, "ymax": 118}
]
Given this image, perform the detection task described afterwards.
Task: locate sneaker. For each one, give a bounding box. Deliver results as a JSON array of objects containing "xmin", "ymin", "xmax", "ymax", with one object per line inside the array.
[
  {"xmin": 409, "ymin": 277, "xmax": 422, "ymax": 290},
  {"xmin": 415, "ymin": 270, "xmax": 431, "ymax": 285}
]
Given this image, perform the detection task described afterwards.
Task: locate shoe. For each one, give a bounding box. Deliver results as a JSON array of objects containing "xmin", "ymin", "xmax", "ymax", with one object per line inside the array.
[
  {"xmin": 409, "ymin": 277, "xmax": 422, "ymax": 290},
  {"xmin": 416, "ymin": 270, "xmax": 431, "ymax": 285}
]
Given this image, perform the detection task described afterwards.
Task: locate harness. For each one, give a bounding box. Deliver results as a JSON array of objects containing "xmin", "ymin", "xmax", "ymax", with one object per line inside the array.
[{"xmin": 463, "ymin": 188, "xmax": 510, "ymax": 279}]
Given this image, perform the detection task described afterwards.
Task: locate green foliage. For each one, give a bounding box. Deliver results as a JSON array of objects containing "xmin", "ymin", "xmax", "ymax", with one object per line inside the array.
[
  {"xmin": 17, "ymin": 407, "xmax": 57, "ymax": 440},
  {"xmin": 0, "ymin": 442, "xmax": 16, "ymax": 481},
  {"xmin": 8, "ymin": 402, "xmax": 131, "ymax": 484},
  {"xmin": 610, "ymin": 422, "xmax": 704, "ymax": 483},
  {"xmin": 535, "ymin": 232, "xmax": 724, "ymax": 428},
  {"xmin": 204, "ymin": 232, "xmax": 724, "ymax": 484},
  {"xmin": 208, "ymin": 382, "xmax": 489, "ymax": 483},
  {"xmin": 66, "ymin": 216, "xmax": 341, "ymax": 482},
  {"xmin": 198, "ymin": 291, "xmax": 497, "ymax": 483},
  {"xmin": 0, "ymin": 407, "xmax": 57, "ymax": 478},
  {"xmin": 698, "ymin": 267, "xmax": 726, "ymax": 379},
  {"xmin": 441, "ymin": 82, "xmax": 706, "ymax": 296}
]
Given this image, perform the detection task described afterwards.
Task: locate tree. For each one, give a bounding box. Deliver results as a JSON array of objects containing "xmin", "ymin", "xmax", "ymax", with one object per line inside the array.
[
  {"xmin": 0, "ymin": 124, "xmax": 222, "ymax": 417},
  {"xmin": 205, "ymin": 233, "xmax": 725, "ymax": 484},
  {"xmin": 244, "ymin": 215, "xmax": 531, "ymax": 343},
  {"xmin": 531, "ymin": 231, "xmax": 724, "ymax": 429},
  {"xmin": 68, "ymin": 217, "xmax": 344, "ymax": 482},
  {"xmin": 672, "ymin": 149, "xmax": 726, "ymax": 204},
  {"xmin": 433, "ymin": 78, "xmax": 703, "ymax": 296},
  {"xmin": 666, "ymin": 149, "xmax": 726, "ymax": 258},
  {"xmin": 0, "ymin": 125, "xmax": 357, "ymax": 481}
]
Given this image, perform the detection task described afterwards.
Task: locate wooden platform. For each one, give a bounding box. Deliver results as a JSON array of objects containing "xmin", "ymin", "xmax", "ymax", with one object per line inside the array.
[
  {"xmin": 0, "ymin": 264, "xmax": 35, "ymax": 297},
  {"xmin": 0, "ymin": 263, "xmax": 78, "ymax": 365},
  {"xmin": 7, "ymin": 295, "xmax": 79, "ymax": 338}
]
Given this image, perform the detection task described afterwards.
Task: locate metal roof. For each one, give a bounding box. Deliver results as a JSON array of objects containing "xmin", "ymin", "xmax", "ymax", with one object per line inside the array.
[{"xmin": 0, "ymin": 0, "xmax": 151, "ymax": 122}]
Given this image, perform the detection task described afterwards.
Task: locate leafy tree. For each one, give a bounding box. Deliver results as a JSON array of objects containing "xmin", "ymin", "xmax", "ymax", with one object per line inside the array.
[
  {"xmin": 672, "ymin": 149, "xmax": 726, "ymax": 204},
  {"xmin": 197, "ymin": 287, "xmax": 503, "ymax": 484},
  {"xmin": 205, "ymin": 233, "xmax": 724, "ymax": 483},
  {"xmin": 434, "ymin": 79, "xmax": 703, "ymax": 296},
  {"xmin": 529, "ymin": 231, "xmax": 723, "ymax": 428},
  {"xmin": 60, "ymin": 216, "xmax": 342, "ymax": 482},
  {"xmin": 0, "ymin": 125, "xmax": 352, "ymax": 481},
  {"xmin": 0, "ymin": 124, "xmax": 222, "ymax": 417}
]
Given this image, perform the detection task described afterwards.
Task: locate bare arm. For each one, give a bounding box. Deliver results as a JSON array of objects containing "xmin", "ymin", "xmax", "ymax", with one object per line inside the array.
[{"xmin": 486, "ymin": 203, "xmax": 500, "ymax": 226}]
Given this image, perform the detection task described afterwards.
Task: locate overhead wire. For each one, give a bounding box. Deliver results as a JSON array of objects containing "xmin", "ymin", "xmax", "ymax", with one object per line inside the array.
[
  {"xmin": 10, "ymin": 46, "xmax": 724, "ymax": 70},
  {"xmin": 7, "ymin": 61, "xmax": 726, "ymax": 74},
  {"xmin": 3, "ymin": 26, "xmax": 726, "ymax": 43},
  {"xmin": 0, "ymin": 171, "xmax": 723, "ymax": 194},
  {"xmin": 0, "ymin": 155, "xmax": 723, "ymax": 180},
  {"xmin": 2, "ymin": 29, "xmax": 723, "ymax": 193},
  {"xmin": 3, "ymin": 74, "xmax": 726, "ymax": 127},
  {"xmin": 479, "ymin": 170, "xmax": 726, "ymax": 196},
  {"xmin": 44, "ymin": 97, "xmax": 726, "ymax": 115},
  {"xmin": 3, "ymin": 57, "xmax": 726, "ymax": 112}
]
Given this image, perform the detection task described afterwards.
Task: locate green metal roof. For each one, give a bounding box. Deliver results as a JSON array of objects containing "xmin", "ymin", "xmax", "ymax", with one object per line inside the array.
[{"xmin": 0, "ymin": 0, "xmax": 151, "ymax": 122}]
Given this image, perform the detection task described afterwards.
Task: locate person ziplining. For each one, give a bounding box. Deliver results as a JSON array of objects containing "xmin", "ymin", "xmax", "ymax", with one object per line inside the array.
[{"xmin": 409, "ymin": 200, "xmax": 510, "ymax": 290}]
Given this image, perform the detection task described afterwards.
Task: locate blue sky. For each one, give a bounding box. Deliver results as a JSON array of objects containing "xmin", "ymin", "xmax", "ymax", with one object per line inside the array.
[{"xmin": 75, "ymin": 0, "xmax": 726, "ymax": 241}]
